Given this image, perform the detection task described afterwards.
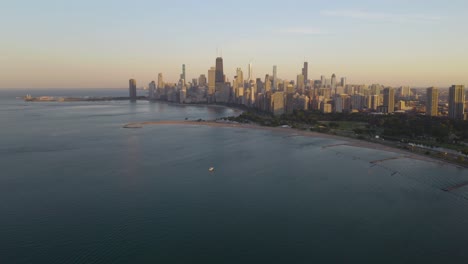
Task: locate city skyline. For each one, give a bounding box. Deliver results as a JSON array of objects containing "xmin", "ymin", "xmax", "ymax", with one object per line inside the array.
[{"xmin": 1, "ymin": 0, "xmax": 468, "ymax": 89}]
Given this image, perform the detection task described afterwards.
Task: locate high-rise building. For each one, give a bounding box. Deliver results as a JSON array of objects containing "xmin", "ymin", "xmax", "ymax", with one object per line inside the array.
[
  {"xmin": 297, "ymin": 74, "xmax": 305, "ymax": 94},
  {"xmin": 249, "ymin": 80, "xmax": 256, "ymax": 106},
  {"xmin": 426, "ymin": 87, "xmax": 438, "ymax": 117},
  {"xmin": 449, "ymin": 85, "xmax": 465, "ymax": 120},
  {"xmin": 215, "ymin": 83, "xmax": 231, "ymax": 103},
  {"xmin": 321, "ymin": 75, "xmax": 326, "ymax": 87},
  {"xmin": 383, "ymin": 87, "xmax": 395, "ymax": 113},
  {"xmin": 208, "ymin": 67, "xmax": 216, "ymax": 95},
  {"xmin": 368, "ymin": 95, "xmax": 379, "ymax": 110},
  {"xmin": 321, "ymin": 101, "xmax": 333, "ymax": 113},
  {"xmin": 271, "ymin": 92, "xmax": 285, "ymax": 116},
  {"xmin": 235, "ymin": 68, "xmax": 244, "ymax": 101},
  {"xmin": 180, "ymin": 85, "xmax": 186, "ymax": 103},
  {"xmin": 341, "ymin": 77, "xmax": 346, "ymax": 88},
  {"xmin": 345, "ymin": 85, "xmax": 354, "ymax": 95},
  {"xmin": 148, "ymin": 81, "xmax": 156, "ymax": 99},
  {"xmin": 256, "ymin": 78, "xmax": 264, "ymax": 94},
  {"xmin": 371, "ymin": 84, "xmax": 382, "ymax": 95},
  {"xmin": 400, "ymin": 86, "xmax": 411, "ymax": 98},
  {"xmin": 215, "ymin": 57, "xmax": 224, "ymax": 83},
  {"xmin": 333, "ymin": 94, "xmax": 350, "ymax": 113},
  {"xmin": 181, "ymin": 64, "xmax": 186, "ymax": 84},
  {"xmin": 248, "ymin": 62, "xmax": 253, "ymax": 82},
  {"xmin": 351, "ymin": 94, "xmax": 366, "ymax": 110},
  {"xmin": 272, "ymin": 65, "xmax": 277, "ymax": 91},
  {"xmin": 265, "ymin": 74, "xmax": 272, "ymax": 93},
  {"xmin": 129, "ymin": 79, "xmax": 137, "ymax": 100},
  {"xmin": 157, "ymin": 73, "xmax": 164, "ymax": 89},
  {"xmin": 302, "ymin": 62, "xmax": 308, "ymax": 85},
  {"xmin": 331, "ymin": 74, "xmax": 337, "ymax": 90},
  {"xmin": 236, "ymin": 68, "xmax": 244, "ymax": 88},
  {"xmin": 198, "ymin": 74, "xmax": 207, "ymax": 87}
]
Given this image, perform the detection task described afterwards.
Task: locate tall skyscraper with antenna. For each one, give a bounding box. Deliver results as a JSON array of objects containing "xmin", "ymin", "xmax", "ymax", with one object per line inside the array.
[{"xmin": 215, "ymin": 57, "xmax": 224, "ymax": 83}]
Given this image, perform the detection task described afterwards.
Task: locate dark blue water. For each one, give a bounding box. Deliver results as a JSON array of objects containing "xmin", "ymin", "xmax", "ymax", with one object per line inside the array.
[{"xmin": 1, "ymin": 89, "xmax": 468, "ymax": 263}]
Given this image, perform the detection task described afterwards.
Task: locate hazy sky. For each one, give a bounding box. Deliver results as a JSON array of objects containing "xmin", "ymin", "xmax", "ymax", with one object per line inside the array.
[{"xmin": 1, "ymin": 0, "xmax": 467, "ymax": 89}]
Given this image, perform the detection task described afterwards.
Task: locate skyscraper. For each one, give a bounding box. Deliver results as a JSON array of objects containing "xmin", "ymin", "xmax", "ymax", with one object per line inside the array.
[
  {"xmin": 148, "ymin": 81, "xmax": 156, "ymax": 99},
  {"xmin": 400, "ymin": 86, "xmax": 411, "ymax": 98},
  {"xmin": 449, "ymin": 85, "xmax": 465, "ymax": 120},
  {"xmin": 368, "ymin": 95, "xmax": 379, "ymax": 110},
  {"xmin": 208, "ymin": 67, "xmax": 216, "ymax": 95},
  {"xmin": 271, "ymin": 92, "xmax": 285, "ymax": 116},
  {"xmin": 256, "ymin": 78, "xmax": 264, "ymax": 94},
  {"xmin": 265, "ymin": 74, "xmax": 271, "ymax": 93},
  {"xmin": 198, "ymin": 74, "xmax": 207, "ymax": 87},
  {"xmin": 234, "ymin": 68, "xmax": 244, "ymax": 101},
  {"xmin": 236, "ymin": 68, "xmax": 244, "ymax": 88},
  {"xmin": 215, "ymin": 57, "xmax": 224, "ymax": 83},
  {"xmin": 426, "ymin": 87, "xmax": 438, "ymax": 116},
  {"xmin": 129, "ymin": 79, "xmax": 137, "ymax": 100},
  {"xmin": 249, "ymin": 80, "xmax": 256, "ymax": 106},
  {"xmin": 181, "ymin": 64, "xmax": 186, "ymax": 84},
  {"xmin": 302, "ymin": 62, "xmax": 308, "ymax": 85},
  {"xmin": 157, "ymin": 73, "xmax": 164, "ymax": 89},
  {"xmin": 321, "ymin": 75, "xmax": 326, "ymax": 87},
  {"xmin": 341, "ymin": 77, "xmax": 346, "ymax": 88},
  {"xmin": 383, "ymin": 87, "xmax": 395, "ymax": 113},
  {"xmin": 248, "ymin": 62, "xmax": 253, "ymax": 82},
  {"xmin": 272, "ymin": 65, "xmax": 277, "ymax": 91},
  {"xmin": 297, "ymin": 74, "xmax": 305, "ymax": 94},
  {"xmin": 371, "ymin": 84, "xmax": 382, "ymax": 95},
  {"xmin": 331, "ymin": 74, "xmax": 337, "ymax": 90}
]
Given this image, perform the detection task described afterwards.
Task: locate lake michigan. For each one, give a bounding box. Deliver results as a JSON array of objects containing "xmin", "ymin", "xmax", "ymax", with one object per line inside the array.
[{"xmin": 1, "ymin": 88, "xmax": 468, "ymax": 263}]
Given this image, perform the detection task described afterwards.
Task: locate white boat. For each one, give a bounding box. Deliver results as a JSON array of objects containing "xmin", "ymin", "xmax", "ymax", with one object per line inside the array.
[{"xmin": 209, "ymin": 167, "xmax": 215, "ymax": 172}]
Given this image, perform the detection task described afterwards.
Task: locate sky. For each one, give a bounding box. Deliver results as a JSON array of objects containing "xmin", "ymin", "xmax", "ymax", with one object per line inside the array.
[{"xmin": 1, "ymin": 0, "xmax": 467, "ymax": 89}]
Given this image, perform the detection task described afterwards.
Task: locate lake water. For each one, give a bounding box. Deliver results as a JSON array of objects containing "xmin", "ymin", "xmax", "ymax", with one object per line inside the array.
[{"xmin": 1, "ymin": 89, "xmax": 468, "ymax": 263}]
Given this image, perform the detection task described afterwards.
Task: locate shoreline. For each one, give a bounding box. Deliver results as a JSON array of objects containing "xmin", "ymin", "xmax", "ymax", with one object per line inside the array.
[
  {"xmin": 148, "ymin": 99, "xmax": 248, "ymax": 112},
  {"xmin": 123, "ymin": 120, "xmax": 461, "ymax": 168}
]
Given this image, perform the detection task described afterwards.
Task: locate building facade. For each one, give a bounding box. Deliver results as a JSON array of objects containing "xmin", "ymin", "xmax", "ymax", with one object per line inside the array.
[
  {"xmin": 215, "ymin": 57, "xmax": 224, "ymax": 83},
  {"xmin": 449, "ymin": 85, "xmax": 465, "ymax": 120},
  {"xmin": 426, "ymin": 87, "xmax": 438, "ymax": 116},
  {"xmin": 129, "ymin": 79, "xmax": 137, "ymax": 100},
  {"xmin": 383, "ymin": 87, "xmax": 395, "ymax": 113},
  {"xmin": 208, "ymin": 67, "xmax": 216, "ymax": 96}
]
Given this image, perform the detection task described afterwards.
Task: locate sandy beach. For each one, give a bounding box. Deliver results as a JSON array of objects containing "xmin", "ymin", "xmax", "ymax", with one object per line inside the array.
[{"xmin": 123, "ymin": 120, "xmax": 457, "ymax": 166}]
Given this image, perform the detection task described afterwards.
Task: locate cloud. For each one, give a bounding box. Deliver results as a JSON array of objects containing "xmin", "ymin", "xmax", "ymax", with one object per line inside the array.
[
  {"xmin": 320, "ymin": 10, "xmax": 441, "ymax": 24},
  {"xmin": 280, "ymin": 27, "xmax": 327, "ymax": 35}
]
